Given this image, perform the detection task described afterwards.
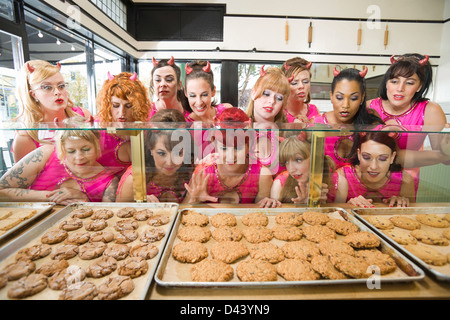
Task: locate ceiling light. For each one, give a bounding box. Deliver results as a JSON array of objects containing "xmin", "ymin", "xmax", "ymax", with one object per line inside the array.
[
  {"xmin": 38, "ymin": 30, "xmax": 43, "ymax": 38},
  {"xmin": 56, "ymin": 39, "xmax": 61, "ymax": 45},
  {"xmin": 71, "ymin": 45, "xmax": 75, "ymax": 51}
]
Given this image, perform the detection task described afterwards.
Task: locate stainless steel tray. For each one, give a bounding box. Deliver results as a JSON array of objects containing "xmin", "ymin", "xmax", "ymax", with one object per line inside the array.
[
  {"xmin": 0, "ymin": 202, "xmax": 179, "ymax": 300},
  {"xmin": 154, "ymin": 207, "xmax": 424, "ymax": 288},
  {"xmin": 0, "ymin": 202, "xmax": 55, "ymax": 243},
  {"xmin": 352, "ymin": 207, "xmax": 450, "ymax": 282}
]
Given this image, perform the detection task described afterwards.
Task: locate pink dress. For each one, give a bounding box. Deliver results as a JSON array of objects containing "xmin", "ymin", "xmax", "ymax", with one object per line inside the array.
[
  {"xmin": 284, "ymin": 104, "xmax": 320, "ymax": 123},
  {"xmin": 12, "ymin": 106, "xmax": 87, "ymax": 152},
  {"xmin": 338, "ymin": 165, "xmax": 403, "ymax": 203},
  {"xmin": 186, "ymin": 104, "xmax": 228, "ymax": 158},
  {"xmin": 195, "ymin": 162, "xmax": 262, "ymax": 204},
  {"xmin": 368, "ymin": 98, "xmax": 429, "ymax": 192},
  {"xmin": 117, "ymin": 165, "xmax": 187, "ymax": 203},
  {"xmin": 274, "ymin": 170, "xmax": 289, "ymax": 187},
  {"xmin": 96, "ymin": 131, "xmax": 131, "ymax": 177},
  {"xmin": 312, "ymin": 113, "xmax": 353, "ymax": 168},
  {"xmin": 30, "ymin": 146, "xmax": 116, "ymax": 202}
]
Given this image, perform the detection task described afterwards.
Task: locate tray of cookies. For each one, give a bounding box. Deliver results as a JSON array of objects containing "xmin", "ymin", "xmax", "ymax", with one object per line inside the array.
[
  {"xmin": 0, "ymin": 202, "xmax": 55, "ymax": 242},
  {"xmin": 154, "ymin": 207, "xmax": 424, "ymax": 288},
  {"xmin": 351, "ymin": 207, "xmax": 450, "ymax": 282},
  {"xmin": 0, "ymin": 202, "xmax": 178, "ymax": 299}
]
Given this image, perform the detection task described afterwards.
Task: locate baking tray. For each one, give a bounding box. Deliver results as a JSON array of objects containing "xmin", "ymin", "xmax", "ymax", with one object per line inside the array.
[
  {"xmin": 154, "ymin": 207, "xmax": 425, "ymax": 288},
  {"xmin": 351, "ymin": 207, "xmax": 450, "ymax": 282},
  {"xmin": 0, "ymin": 202, "xmax": 179, "ymax": 300},
  {"xmin": 0, "ymin": 202, "xmax": 55, "ymax": 243}
]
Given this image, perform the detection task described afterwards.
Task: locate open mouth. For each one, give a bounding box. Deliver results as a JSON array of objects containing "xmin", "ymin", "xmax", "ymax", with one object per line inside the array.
[
  {"xmin": 297, "ymin": 92, "xmax": 306, "ymax": 98},
  {"xmin": 340, "ymin": 111, "xmax": 350, "ymax": 117},
  {"xmin": 55, "ymin": 99, "xmax": 64, "ymax": 104},
  {"xmin": 393, "ymin": 95, "xmax": 404, "ymax": 100},
  {"xmin": 367, "ymin": 171, "xmax": 380, "ymax": 177},
  {"xmin": 263, "ymin": 107, "xmax": 274, "ymax": 113},
  {"xmin": 195, "ymin": 105, "xmax": 207, "ymax": 112}
]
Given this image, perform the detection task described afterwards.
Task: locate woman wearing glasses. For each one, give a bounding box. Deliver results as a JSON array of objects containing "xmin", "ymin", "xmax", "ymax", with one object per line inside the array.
[{"xmin": 12, "ymin": 60, "xmax": 91, "ymax": 162}]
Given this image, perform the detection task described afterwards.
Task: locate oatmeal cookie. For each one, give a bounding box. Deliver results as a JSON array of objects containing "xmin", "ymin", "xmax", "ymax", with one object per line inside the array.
[
  {"xmin": 48, "ymin": 265, "xmax": 87, "ymax": 290},
  {"xmin": 41, "ymin": 229, "xmax": 68, "ymax": 244},
  {"xmin": 382, "ymin": 229, "xmax": 417, "ymax": 245},
  {"xmin": 84, "ymin": 219, "xmax": 108, "ymax": 231},
  {"xmin": 89, "ymin": 231, "xmax": 114, "ymax": 243},
  {"xmin": 118, "ymin": 256, "xmax": 148, "ymax": 278},
  {"xmin": 236, "ymin": 259, "xmax": 277, "ymax": 282},
  {"xmin": 443, "ymin": 229, "xmax": 450, "ymax": 240},
  {"xmin": 91, "ymin": 209, "xmax": 114, "ymax": 220},
  {"xmin": 389, "ymin": 216, "xmax": 421, "ymax": 230},
  {"xmin": 241, "ymin": 212, "xmax": 269, "ymax": 227},
  {"xmin": 415, "ymin": 214, "xmax": 450, "ymax": 228},
  {"xmin": 133, "ymin": 209, "xmax": 154, "ymax": 221},
  {"xmin": 302, "ymin": 211, "xmax": 330, "ymax": 225},
  {"xmin": 364, "ymin": 216, "xmax": 394, "ymax": 230},
  {"xmin": 181, "ymin": 210, "xmax": 209, "ymax": 227},
  {"xmin": 64, "ymin": 231, "xmax": 91, "ymax": 245},
  {"xmin": 355, "ymin": 250, "xmax": 397, "ymax": 275},
  {"xmin": 191, "ymin": 259, "xmax": 234, "ymax": 282},
  {"xmin": 210, "ymin": 241, "xmax": 249, "ymax": 263},
  {"xmin": 104, "ymin": 244, "xmax": 130, "ymax": 260},
  {"xmin": 51, "ymin": 244, "xmax": 79, "ymax": 260},
  {"xmin": 326, "ymin": 219, "xmax": 359, "ymax": 235},
  {"xmin": 59, "ymin": 218, "xmax": 83, "ymax": 231},
  {"xmin": 328, "ymin": 252, "xmax": 371, "ymax": 278},
  {"xmin": 281, "ymin": 239, "xmax": 320, "ymax": 262},
  {"xmin": 114, "ymin": 219, "xmax": 139, "ymax": 232},
  {"xmin": 97, "ymin": 276, "xmax": 135, "ymax": 300},
  {"xmin": 140, "ymin": 227, "xmax": 165, "ymax": 243},
  {"xmin": 15, "ymin": 244, "xmax": 52, "ymax": 261},
  {"xmin": 172, "ymin": 241, "xmax": 208, "ymax": 263},
  {"xmin": 86, "ymin": 256, "xmax": 118, "ymax": 278},
  {"xmin": 70, "ymin": 208, "xmax": 93, "ymax": 219},
  {"xmin": 343, "ymin": 231, "xmax": 380, "ymax": 249},
  {"xmin": 249, "ymin": 242, "xmax": 285, "ymax": 264},
  {"xmin": 130, "ymin": 243, "xmax": 159, "ymax": 260},
  {"xmin": 0, "ymin": 271, "xmax": 7, "ymax": 289},
  {"xmin": 242, "ymin": 226, "xmax": 273, "ymax": 243},
  {"xmin": 147, "ymin": 215, "xmax": 170, "ymax": 226},
  {"xmin": 117, "ymin": 207, "xmax": 136, "ymax": 218},
  {"xmin": 35, "ymin": 259, "xmax": 69, "ymax": 277},
  {"xmin": 2, "ymin": 259, "xmax": 35, "ymax": 280},
  {"xmin": 7, "ymin": 274, "xmax": 48, "ymax": 299},
  {"xmin": 318, "ymin": 239, "xmax": 355, "ymax": 258},
  {"xmin": 211, "ymin": 213, "xmax": 237, "ymax": 228},
  {"xmin": 410, "ymin": 229, "xmax": 449, "ymax": 246},
  {"xmin": 211, "ymin": 226, "xmax": 243, "ymax": 242},
  {"xmin": 79, "ymin": 242, "xmax": 107, "ymax": 260},
  {"xmin": 302, "ymin": 225, "xmax": 336, "ymax": 243},
  {"xmin": 115, "ymin": 230, "xmax": 139, "ymax": 244},
  {"xmin": 277, "ymin": 258, "xmax": 320, "ymax": 281},
  {"xmin": 404, "ymin": 244, "xmax": 447, "ymax": 266},
  {"xmin": 272, "ymin": 224, "xmax": 303, "ymax": 241},
  {"xmin": 274, "ymin": 212, "xmax": 303, "ymax": 226},
  {"xmin": 177, "ymin": 226, "xmax": 211, "ymax": 243},
  {"xmin": 310, "ymin": 255, "xmax": 348, "ymax": 280},
  {"xmin": 59, "ymin": 281, "xmax": 98, "ymax": 300}
]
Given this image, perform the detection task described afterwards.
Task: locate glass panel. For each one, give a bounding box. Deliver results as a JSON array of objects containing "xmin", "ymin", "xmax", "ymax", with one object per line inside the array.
[
  {"xmin": 0, "ymin": 0, "xmax": 15, "ymax": 22},
  {"xmin": 93, "ymin": 45, "xmax": 122, "ymax": 97}
]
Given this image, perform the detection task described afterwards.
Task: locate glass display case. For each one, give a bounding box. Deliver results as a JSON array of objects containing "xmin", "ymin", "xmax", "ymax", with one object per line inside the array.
[{"xmin": 1, "ymin": 121, "xmax": 449, "ymax": 208}]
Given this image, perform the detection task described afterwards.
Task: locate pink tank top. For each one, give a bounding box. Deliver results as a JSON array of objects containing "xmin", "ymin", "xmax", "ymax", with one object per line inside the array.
[
  {"xmin": 117, "ymin": 165, "xmax": 187, "ymax": 203},
  {"xmin": 313, "ymin": 113, "xmax": 353, "ymax": 168},
  {"xmin": 274, "ymin": 170, "xmax": 289, "ymax": 187},
  {"xmin": 30, "ymin": 147, "xmax": 116, "ymax": 202},
  {"xmin": 96, "ymin": 131, "xmax": 131, "ymax": 177},
  {"xmin": 340, "ymin": 165, "xmax": 403, "ymax": 203},
  {"xmin": 284, "ymin": 104, "xmax": 320, "ymax": 123},
  {"xmin": 198, "ymin": 162, "xmax": 262, "ymax": 204}
]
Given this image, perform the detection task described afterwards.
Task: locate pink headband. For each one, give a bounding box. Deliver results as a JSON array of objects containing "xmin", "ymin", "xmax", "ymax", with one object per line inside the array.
[{"xmin": 107, "ymin": 71, "xmax": 138, "ymax": 81}]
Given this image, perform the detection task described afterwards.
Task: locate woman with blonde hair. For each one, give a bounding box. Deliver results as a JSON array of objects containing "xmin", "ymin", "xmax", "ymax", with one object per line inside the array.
[{"xmin": 12, "ymin": 60, "xmax": 91, "ymax": 162}]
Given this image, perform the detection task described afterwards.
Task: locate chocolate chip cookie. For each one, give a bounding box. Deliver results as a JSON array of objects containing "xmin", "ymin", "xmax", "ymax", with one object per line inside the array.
[
  {"xmin": 389, "ymin": 216, "xmax": 421, "ymax": 230},
  {"xmin": 343, "ymin": 231, "xmax": 380, "ymax": 249},
  {"xmin": 326, "ymin": 219, "xmax": 359, "ymax": 235},
  {"xmin": 415, "ymin": 214, "xmax": 450, "ymax": 228}
]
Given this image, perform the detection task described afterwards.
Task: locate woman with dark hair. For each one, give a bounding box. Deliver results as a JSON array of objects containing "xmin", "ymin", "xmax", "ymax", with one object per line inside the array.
[
  {"xmin": 281, "ymin": 57, "xmax": 319, "ymax": 123},
  {"xmin": 333, "ymin": 131, "xmax": 415, "ymax": 208},
  {"xmin": 367, "ymin": 53, "xmax": 448, "ymax": 192},
  {"xmin": 116, "ymin": 109, "xmax": 193, "ymax": 203},
  {"xmin": 149, "ymin": 56, "xmax": 190, "ymax": 118},
  {"xmin": 312, "ymin": 67, "xmax": 384, "ymax": 168}
]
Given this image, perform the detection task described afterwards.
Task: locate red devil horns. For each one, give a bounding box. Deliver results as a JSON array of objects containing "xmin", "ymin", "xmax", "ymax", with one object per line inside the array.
[
  {"xmin": 153, "ymin": 56, "xmax": 175, "ymax": 67},
  {"xmin": 333, "ymin": 66, "xmax": 340, "ymax": 77},
  {"xmin": 107, "ymin": 71, "xmax": 115, "ymax": 81},
  {"xmin": 168, "ymin": 56, "xmax": 175, "ymax": 66},
  {"xmin": 56, "ymin": 62, "xmax": 61, "ymax": 69},
  {"xmin": 260, "ymin": 65, "xmax": 267, "ymax": 77},
  {"xmin": 129, "ymin": 72, "xmax": 137, "ymax": 81},
  {"xmin": 418, "ymin": 55, "xmax": 429, "ymax": 66},
  {"xmin": 390, "ymin": 54, "xmax": 398, "ymax": 65},
  {"xmin": 305, "ymin": 61, "xmax": 312, "ymax": 69},
  {"xmin": 152, "ymin": 57, "xmax": 159, "ymax": 67},
  {"xmin": 26, "ymin": 62, "xmax": 35, "ymax": 73},
  {"xmin": 359, "ymin": 66, "xmax": 368, "ymax": 78},
  {"xmin": 185, "ymin": 63, "xmax": 193, "ymax": 75},
  {"xmin": 283, "ymin": 62, "xmax": 291, "ymax": 70},
  {"xmin": 203, "ymin": 61, "xmax": 211, "ymax": 73}
]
